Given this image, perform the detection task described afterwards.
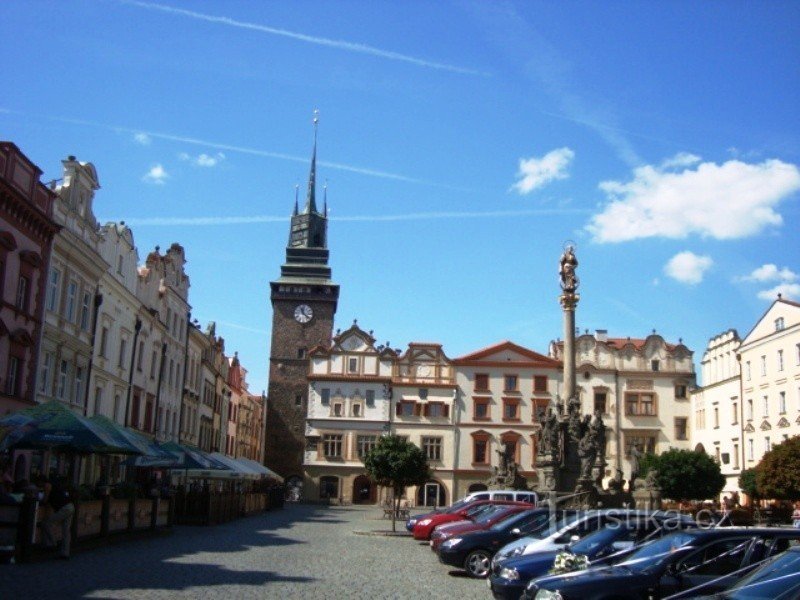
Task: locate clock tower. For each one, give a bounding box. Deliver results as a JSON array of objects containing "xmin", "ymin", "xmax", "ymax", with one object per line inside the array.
[{"xmin": 265, "ymin": 115, "xmax": 339, "ymax": 481}]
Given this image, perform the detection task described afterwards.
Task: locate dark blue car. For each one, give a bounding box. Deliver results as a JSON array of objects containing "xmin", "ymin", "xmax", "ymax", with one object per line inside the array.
[
  {"xmin": 489, "ymin": 516, "xmax": 682, "ymax": 600},
  {"xmin": 524, "ymin": 527, "xmax": 800, "ymax": 600}
]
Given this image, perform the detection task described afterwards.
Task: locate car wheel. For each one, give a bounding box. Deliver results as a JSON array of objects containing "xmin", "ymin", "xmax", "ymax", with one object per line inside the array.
[{"xmin": 464, "ymin": 549, "xmax": 492, "ymax": 578}]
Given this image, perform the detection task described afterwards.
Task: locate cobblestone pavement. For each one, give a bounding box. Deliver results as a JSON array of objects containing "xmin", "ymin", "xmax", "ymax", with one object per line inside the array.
[{"xmin": 0, "ymin": 504, "xmax": 491, "ymax": 599}]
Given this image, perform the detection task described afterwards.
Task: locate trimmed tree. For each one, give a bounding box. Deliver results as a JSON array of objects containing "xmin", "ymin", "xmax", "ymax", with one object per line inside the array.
[
  {"xmin": 640, "ymin": 448, "xmax": 725, "ymax": 502},
  {"xmin": 756, "ymin": 436, "xmax": 800, "ymax": 500},
  {"xmin": 364, "ymin": 434, "xmax": 431, "ymax": 532},
  {"xmin": 738, "ymin": 468, "xmax": 760, "ymax": 503}
]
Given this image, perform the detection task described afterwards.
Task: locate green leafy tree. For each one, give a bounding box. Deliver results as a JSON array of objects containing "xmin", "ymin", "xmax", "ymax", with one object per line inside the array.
[
  {"xmin": 364, "ymin": 435, "xmax": 431, "ymax": 532},
  {"xmin": 641, "ymin": 448, "xmax": 725, "ymax": 502},
  {"xmin": 756, "ymin": 436, "xmax": 800, "ymax": 500},
  {"xmin": 738, "ymin": 468, "xmax": 760, "ymax": 503}
]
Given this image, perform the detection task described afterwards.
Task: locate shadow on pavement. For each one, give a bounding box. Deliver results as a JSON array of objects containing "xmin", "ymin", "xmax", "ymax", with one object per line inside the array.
[{"xmin": 0, "ymin": 503, "xmax": 339, "ymax": 598}]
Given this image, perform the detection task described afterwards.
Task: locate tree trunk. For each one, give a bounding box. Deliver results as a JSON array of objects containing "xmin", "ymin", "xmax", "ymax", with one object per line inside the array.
[{"xmin": 392, "ymin": 488, "xmax": 399, "ymax": 532}]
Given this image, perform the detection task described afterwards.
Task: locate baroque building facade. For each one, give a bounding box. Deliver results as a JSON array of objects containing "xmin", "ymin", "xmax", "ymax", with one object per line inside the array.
[
  {"xmin": 303, "ymin": 323, "xmax": 394, "ymax": 502},
  {"xmin": 690, "ymin": 329, "xmax": 742, "ymax": 497},
  {"xmin": 549, "ymin": 330, "xmax": 695, "ymax": 483},
  {"xmin": 452, "ymin": 341, "xmax": 561, "ymax": 500},
  {"xmin": 739, "ymin": 297, "xmax": 800, "ymax": 477},
  {"xmin": 0, "ymin": 142, "xmax": 59, "ymax": 416},
  {"xmin": 37, "ymin": 157, "xmax": 106, "ymax": 415}
]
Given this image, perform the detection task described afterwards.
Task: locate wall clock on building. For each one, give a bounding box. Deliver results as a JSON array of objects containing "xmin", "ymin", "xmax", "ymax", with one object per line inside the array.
[{"xmin": 294, "ymin": 304, "xmax": 313, "ymax": 323}]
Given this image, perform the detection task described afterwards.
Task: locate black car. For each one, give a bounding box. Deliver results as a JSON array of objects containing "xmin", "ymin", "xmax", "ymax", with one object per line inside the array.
[
  {"xmin": 491, "ymin": 515, "xmax": 694, "ymax": 600},
  {"xmin": 668, "ymin": 544, "xmax": 800, "ymax": 600},
  {"xmin": 437, "ymin": 508, "xmax": 573, "ymax": 577},
  {"xmin": 523, "ymin": 527, "xmax": 800, "ymax": 600}
]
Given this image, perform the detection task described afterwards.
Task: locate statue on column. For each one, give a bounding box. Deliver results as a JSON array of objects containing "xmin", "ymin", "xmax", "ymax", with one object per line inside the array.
[
  {"xmin": 540, "ymin": 408, "xmax": 560, "ymax": 456},
  {"xmin": 591, "ymin": 410, "xmax": 607, "ymax": 460},
  {"xmin": 578, "ymin": 427, "xmax": 598, "ymax": 480},
  {"xmin": 559, "ymin": 245, "xmax": 579, "ymax": 293}
]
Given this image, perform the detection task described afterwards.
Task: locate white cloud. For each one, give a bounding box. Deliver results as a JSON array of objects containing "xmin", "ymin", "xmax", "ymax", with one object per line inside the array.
[
  {"xmin": 142, "ymin": 164, "xmax": 169, "ymax": 185},
  {"xmin": 511, "ymin": 147, "xmax": 574, "ymax": 194},
  {"xmin": 587, "ymin": 154, "xmax": 800, "ymax": 243},
  {"xmin": 757, "ymin": 283, "xmax": 800, "ymax": 301},
  {"xmin": 664, "ymin": 251, "xmax": 713, "ymax": 285},
  {"xmin": 738, "ymin": 264, "xmax": 798, "ymax": 283},
  {"xmin": 133, "ymin": 132, "xmax": 152, "ymax": 145},
  {"xmin": 179, "ymin": 151, "xmax": 225, "ymax": 167}
]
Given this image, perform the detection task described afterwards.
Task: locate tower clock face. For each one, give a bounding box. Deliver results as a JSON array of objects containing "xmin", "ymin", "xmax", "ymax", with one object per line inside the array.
[{"xmin": 294, "ymin": 304, "xmax": 313, "ymax": 323}]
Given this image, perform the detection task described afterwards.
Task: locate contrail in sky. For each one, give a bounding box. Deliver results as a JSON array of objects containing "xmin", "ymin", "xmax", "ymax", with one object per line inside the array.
[
  {"xmin": 118, "ymin": 0, "xmax": 490, "ymax": 77},
  {"xmin": 1, "ymin": 107, "xmax": 469, "ymax": 190},
  {"xmin": 123, "ymin": 208, "xmax": 591, "ymax": 227}
]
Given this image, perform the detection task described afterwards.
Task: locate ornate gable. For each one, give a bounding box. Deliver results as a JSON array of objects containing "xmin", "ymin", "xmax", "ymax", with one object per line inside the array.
[
  {"xmin": 744, "ymin": 422, "xmax": 756, "ymax": 433},
  {"xmin": 759, "ymin": 420, "xmax": 772, "ymax": 431},
  {"xmin": 777, "ymin": 417, "xmax": 790, "ymax": 428}
]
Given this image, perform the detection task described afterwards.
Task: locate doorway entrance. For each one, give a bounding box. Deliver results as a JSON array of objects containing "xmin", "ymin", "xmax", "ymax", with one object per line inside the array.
[
  {"xmin": 417, "ymin": 480, "xmax": 446, "ymax": 507},
  {"xmin": 352, "ymin": 474, "xmax": 377, "ymax": 504}
]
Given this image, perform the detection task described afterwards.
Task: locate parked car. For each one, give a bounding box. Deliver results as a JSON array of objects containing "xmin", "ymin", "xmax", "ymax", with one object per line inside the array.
[
  {"xmin": 666, "ymin": 543, "xmax": 800, "ymax": 599},
  {"xmin": 437, "ymin": 507, "xmax": 575, "ymax": 578},
  {"xmin": 492, "ymin": 509, "xmax": 691, "ymax": 568},
  {"xmin": 429, "ymin": 504, "xmax": 533, "ymax": 552},
  {"xmin": 489, "ymin": 515, "xmax": 694, "ymax": 599},
  {"xmin": 523, "ymin": 527, "xmax": 800, "ymax": 600},
  {"xmin": 413, "ymin": 499, "xmax": 532, "ymax": 541},
  {"xmin": 463, "ymin": 489, "xmax": 539, "ymax": 505},
  {"xmin": 405, "ymin": 497, "xmax": 476, "ymax": 532}
]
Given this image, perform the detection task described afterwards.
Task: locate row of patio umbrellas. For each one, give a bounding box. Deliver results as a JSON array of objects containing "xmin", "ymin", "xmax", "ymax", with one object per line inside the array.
[{"xmin": 0, "ymin": 400, "xmax": 282, "ymax": 482}]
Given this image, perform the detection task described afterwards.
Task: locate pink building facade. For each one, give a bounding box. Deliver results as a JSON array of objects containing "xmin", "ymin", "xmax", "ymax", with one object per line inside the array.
[{"xmin": 0, "ymin": 142, "xmax": 60, "ymax": 415}]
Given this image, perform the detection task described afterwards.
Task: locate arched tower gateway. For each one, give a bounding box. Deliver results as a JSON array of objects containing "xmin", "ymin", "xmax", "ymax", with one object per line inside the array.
[{"xmin": 265, "ymin": 115, "xmax": 339, "ymax": 482}]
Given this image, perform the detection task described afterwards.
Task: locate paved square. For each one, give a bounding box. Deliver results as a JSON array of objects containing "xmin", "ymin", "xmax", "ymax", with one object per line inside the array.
[{"xmin": 0, "ymin": 504, "xmax": 488, "ymax": 599}]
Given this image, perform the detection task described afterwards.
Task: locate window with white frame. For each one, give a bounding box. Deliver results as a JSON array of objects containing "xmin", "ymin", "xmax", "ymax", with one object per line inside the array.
[
  {"xmin": 775, "ymin": 317, "xmax": 784, "ymax": 331},
  {"xmin": 118, "ymin": 339, "xmax": 127, "ymax": 368},
  {"xmin": 765, "ymin": 436, "xmax": 771, "ymax": 453},
  {"xmin": 779, "ymin": 391, "xmax": 786, "ymax": 414},
  {"xmin": 422, "ymin": 436, "xmax": 442, "ymax": 461},
  {"xmin": 65, "ymin": 280, "xmax": 77, "ymax": 321},
  {"xmin": 74, "ymin": 366, "xmax": 84, "ymax": 406},
  {"xmin": 322, "ymin": 434, "xmax": 343, "ymax": 458},
  {"xmin": 79, "ymin": 291, "xmax": 91, "ymax": 330},
  {"xmin": 99, "ymin": 326, "xmax": 109, "ymax": 358},
  {"xmin": 760, "ymin": 355, "xmax": 766, "ymax": 376},
  {"xmin": 365, "ymin": 389, "xmax": 375, "ymax": 408},
  {"xmin": 778, "ymin": 350, "xmax": 784, "ymax": 372},
  {"xmin": 57, "ymin": 360, "xmax": 69, "ymax": 399},
  {"xmin": 747, "ymin": 439, "xmax": 754, "ymax": 461},
  {"xmin": 747, "ymin": 399, "xmax": 753, "ymax": 420},
  {"xmin": 356, "ymin": 435, "xmax": 377, "ymax": 459},
  {"xmin": 39, "ymin": 352, "xmax": 54, "ymax": 394},
  {"xmin": 352, "ymin": 403, "xmax": 361, "ymax": 417},
  {"xmin": 745, "ymin": 361, "xmax": 751, "ymax": 381},
  {"xmin": 763, "ymin": 395, "xmax": 769, "ymax": 417},
  {"xmin": 46, "ymin": 268, "xmax": 61, "ymax": 311},
  {"xmin": 15, "ymin": 276, "xmax": 28, "ymax": 311},
  {"xmin": 94, "ymin": 387, "xmax": 103, "ymax": 416},
  {"xmin": 348, "ymin": 357, "xmax": 358, "ymax": 373},
  {"xmin": 5, "ymin": 357, "xmax": 20, "ymax": 396}
]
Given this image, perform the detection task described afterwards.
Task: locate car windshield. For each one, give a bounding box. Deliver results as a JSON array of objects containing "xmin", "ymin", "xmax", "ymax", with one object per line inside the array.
[
  {"xmin": 718, "ymin": 549, "xmax": 800, "ymax": 600},
  {"xmin": 446, "ymin": 499, "xmax": 470, "ymax": 513},
  {"xmin": 474, "ymin": 505, "xmax": 505, "ymax": 523},
  {"xmin": 490, "ymin": 509, "xmax": 534, "ymax": 531},
  {"xmin": 617, "ymin": 531, "xmax": 699, "ymax": 570},
  {"xmin": 570, "ymin": 525, "xmax": 626, "ymax": 555}
]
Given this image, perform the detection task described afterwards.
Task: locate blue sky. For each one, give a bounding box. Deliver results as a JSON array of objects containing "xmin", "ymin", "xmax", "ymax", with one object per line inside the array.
[{"xmin": 3, "ymin": 1, "xmax": 799, "ymax": 392}]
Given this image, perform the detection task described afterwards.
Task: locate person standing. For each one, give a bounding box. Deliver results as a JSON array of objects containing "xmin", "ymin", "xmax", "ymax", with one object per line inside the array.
[
  {"xmin": 41, "ymin": 478, "xmax": 74, "ymax": 559},
  {"xmin": 792, "ymin": 501, "xmax": 800, "ymax": 529}
]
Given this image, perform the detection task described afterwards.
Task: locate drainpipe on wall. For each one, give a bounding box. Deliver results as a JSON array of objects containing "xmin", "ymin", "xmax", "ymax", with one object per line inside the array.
[
  {"xmin": 615, "ymin": 370, "xmax": 622, "ymax": 471},
  {"xmin": 123, "ymin": 317, "xmax": 142, "ymax": 427},
  {"xmin": 82, "ymin": 289, "xmax": 103, "ymax": 416},
  {"xmin": 736, "ymin": 352, "xmax": 746, "ymax": 500},
  {"xmin": 177, "ymin": 311, "xmax": 191, "ymax": 445},
  {"xmin": 152, "ymin": 341, "xmax": 167, "ymax": 439},
  {"xmin": 452, "ymin": 385, "xmax": 460, "ymax": 498}
]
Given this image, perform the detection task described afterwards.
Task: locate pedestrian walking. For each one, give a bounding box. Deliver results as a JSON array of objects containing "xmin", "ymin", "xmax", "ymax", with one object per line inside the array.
[{"xmin": 792, "ymin": 501, "xmax": 800, "ymax": 529}]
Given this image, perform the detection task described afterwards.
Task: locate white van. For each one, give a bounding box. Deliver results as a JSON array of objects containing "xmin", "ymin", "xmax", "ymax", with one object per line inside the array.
[{"xmin": 463, "ymin": 489, "xmax": 538, "ymax": 505}]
